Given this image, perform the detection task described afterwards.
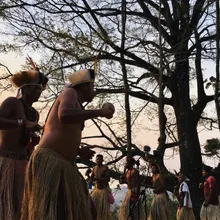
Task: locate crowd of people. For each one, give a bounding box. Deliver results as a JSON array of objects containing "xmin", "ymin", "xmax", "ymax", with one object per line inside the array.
[
  {"xmin": 87, "ymin": 154, "xmax": 220, "ymax": 220},
  {"xmin": 0, "ymin": 61, "xmax": 219, "ymax": 220}
]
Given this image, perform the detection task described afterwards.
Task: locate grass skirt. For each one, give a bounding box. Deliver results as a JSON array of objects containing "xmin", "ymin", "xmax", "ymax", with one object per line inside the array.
[
  {"xmin": 21, "ymin": 147, "xmax": 92, "ymax": 220},
  {"xmin": 0, "ymin": 156, "xmax": 27, "ymax": 220},
  {"xmin": 119, "ymin": 189, "xmax": 145, "ymax": 220},
  {"xmin": 200, "ymin": 203, "xmax": 220, "ymax": 220},
  {"xmin": 148, "ymin": 192, "xmax": 171, "ymax": 220},
  {"xmin": 176, "ymin": 207, "xmax": 195, "ymax": 220},
  {"xmin": 91, "ymin": 187, "xmax": 110, "ymax": 220}
]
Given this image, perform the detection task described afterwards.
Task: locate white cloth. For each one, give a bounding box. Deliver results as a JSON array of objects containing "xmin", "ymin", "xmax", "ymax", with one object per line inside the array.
[{"xmin": 179, "ymin": 181, "xmax": 193, "ymax": 208}]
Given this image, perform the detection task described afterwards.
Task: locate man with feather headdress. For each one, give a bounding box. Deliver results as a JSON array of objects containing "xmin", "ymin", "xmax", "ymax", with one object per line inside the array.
[
  {"xmin": 21, "ymin": 69, "xmax": 115, "ymax": 220},
  {"xmin": 0, "ymin": 57, "xmax": 48, "ymax": 220}
]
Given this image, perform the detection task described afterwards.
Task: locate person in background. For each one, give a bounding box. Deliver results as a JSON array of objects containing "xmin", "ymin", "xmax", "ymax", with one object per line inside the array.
[
  {"xmin": 119, "ymin": 156, "xmax": 145, "ymax": 220},
  {"xmin": 200, "ymin": 164, "xmax": 220, "ymax": 220},
  {"xmin": 21, "ymin": 69, "xmax": 115, "ymax": 220},
  {"xmin": 147, "ymin": 162, "xmax": 170, "ymax": 220},
  {"xmin": 90, "ymin": 154, "xmax": 112, "ymax": 220},
  {"xmin": 174, "ymin": 172, "xmax": 195, "ymax": 220}
]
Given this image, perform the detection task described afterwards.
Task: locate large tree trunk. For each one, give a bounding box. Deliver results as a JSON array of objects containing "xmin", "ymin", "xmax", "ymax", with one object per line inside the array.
[{"xmin": 171, "ymin": 52, "xmax": 203, "ymax": 219}]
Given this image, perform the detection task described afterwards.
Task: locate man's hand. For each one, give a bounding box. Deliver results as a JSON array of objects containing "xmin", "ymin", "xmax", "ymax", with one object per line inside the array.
[
  {"xmin": 31, "ymin": 135, "xmax": 40, "ymax": 146},
  {"xmin": 119, "ymin": 175, "xmax": 126, "ymax": 184},
  {"xmin": 120, "ymin": 174, "xmax": 125, "ymax": 180},
  {"xmin": 100, "ymin": 103, "xmax": 115, "ymax": 119},
  {"xmin": 199, "ymin": 183, "xmax": 204, "ymax": 189},
  {"xmin": 24, "ymin": 121, "xmax": 43, "ymax": 131},
  {"xmin": 78, "ymin": 147, "xmax": 95, "ymax": 160},
  {"xmin": 153, "ymin": 189, "xmax": 158, "ymax": 194}
]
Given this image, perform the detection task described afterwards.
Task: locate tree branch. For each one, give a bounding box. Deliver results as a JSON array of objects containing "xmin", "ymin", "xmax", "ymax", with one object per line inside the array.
[{"xmin": 96, "ymin": 88, "xmax": 173, "ymax": 106}]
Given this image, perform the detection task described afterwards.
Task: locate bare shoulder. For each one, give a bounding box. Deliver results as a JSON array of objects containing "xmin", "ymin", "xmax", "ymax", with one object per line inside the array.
[
  {"xmin": 103, "ymin": 165, "xmax": 109, "ymax": 171},
  {"xmin": 0, "ymin": 97, "xmax": 20, "ymax": 108},
  {"xmin": 132, "ymin": 168, "xmax": 139, "ymax": 176},
  {"xmin": 158, "ymin": 173, "xmax": 164, "ymax": 178},
  {"xmin": 60, "ymin": 88, "xmax": 78, "ymax": 100},
  {"xmin": 157, "ymin": 173, "xmax": 164, "ymax": 182},
  {"xmin": 104, "ymin": 165, "xmax": 109, "ymax": 169}
]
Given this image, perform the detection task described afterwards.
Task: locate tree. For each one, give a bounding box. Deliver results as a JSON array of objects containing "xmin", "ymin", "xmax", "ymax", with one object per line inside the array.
[
  {"xmin": 203, "ymin": 138, "xmax": 220, "ymax": 158},
  {"xmin": 1, "ymin": 1, "xmax": 219, "ymax": 218}
]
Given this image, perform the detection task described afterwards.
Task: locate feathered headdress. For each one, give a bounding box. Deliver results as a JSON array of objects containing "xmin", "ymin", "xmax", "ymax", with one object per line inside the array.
[
  {"xmin": 26, "ymin": 55, "xmax": 38, "ymax": 71},
  {"xmin": 10, "ymin": 56, "xmax": 48, "ymax": 89},
  {"xmin": 67, "ymin": 69, "xmax": 95, "ymax": 87},
  {"xmin": 202, "ymin": 164, "xmax": 213, "ymax": 173},
  {"xmin": 10, "ymin": 56, "xmax": 48, "ymax": 97}
]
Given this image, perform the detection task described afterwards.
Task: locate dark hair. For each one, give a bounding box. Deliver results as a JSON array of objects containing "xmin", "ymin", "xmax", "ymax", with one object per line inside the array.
[
  {"xmin": 126, "ymin": 156, "xmax": 135, "ymax": 164},
  {"xmin": 202, "ymin": 164, "xmax": 213, "ymax": 173},
  {"xmin": 151, "ymin": 162, "xmax": 160, "ymax": 173},
  {"xmin": 96, "ymin": 154, "xmax": 103, "ymax": 159}
]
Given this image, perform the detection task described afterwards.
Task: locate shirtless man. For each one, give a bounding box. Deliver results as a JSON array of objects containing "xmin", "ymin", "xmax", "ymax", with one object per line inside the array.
[
  {"xmin": 148, "ymin": 163, "xmax": 170, "ymax": 220},
  {"xmin": 90, "ymin": 154, "xmax": 111, "ymax": 220},
  {"xmin": 21, "ymin": 69, "xmax": 115, "ymax": 220},
  {"xmin": 0, "ymin": 69, "xmax": 48, "ymax": 220},
  {"xmin": 119, "ymin": 156, "xmax": 145, "ymax": 220}
]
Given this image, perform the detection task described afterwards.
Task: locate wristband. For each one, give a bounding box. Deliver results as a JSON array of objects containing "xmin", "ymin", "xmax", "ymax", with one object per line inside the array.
[{"xmin": 18, "ymin": 119, "xmax": 23, "ymax": 127}]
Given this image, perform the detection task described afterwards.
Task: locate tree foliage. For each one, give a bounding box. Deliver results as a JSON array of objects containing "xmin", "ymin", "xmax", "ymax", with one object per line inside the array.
[
  {"xmin": 204, "ymin": 138, "xmax": 220, "ymax": 158},
  {"xmin": 0, "ymin": 1, "xmax": 219, "ymax": 218}
]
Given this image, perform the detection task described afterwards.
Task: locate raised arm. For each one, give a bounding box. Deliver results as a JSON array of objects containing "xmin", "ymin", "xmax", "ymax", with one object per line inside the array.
[{"xmin": 58, "ymin": 88, "xmax": 113, "ymax": 124}]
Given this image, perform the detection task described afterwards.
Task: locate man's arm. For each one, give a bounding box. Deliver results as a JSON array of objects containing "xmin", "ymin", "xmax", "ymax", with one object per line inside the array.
[
  {"xmin": 90, "ymin": 167, "xmax": 96, "ymax": 182},
  {"xmin": 30, "ymin": 110, "xmax": 42, "ymax": 146},
  {"xmin": 204, "ymin": 188, "xmax": 213, "ymax": 206},
  {"xmin": 58, "ymin": 88, "xmax": 112, "ymax": 124},
  {"xmin": 0, "ymin": 97, "xmax": 21, "ymax": 129},
  {"xmin": 103, "ymin": 167, "xmax": 110, "ymax": 183}
]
